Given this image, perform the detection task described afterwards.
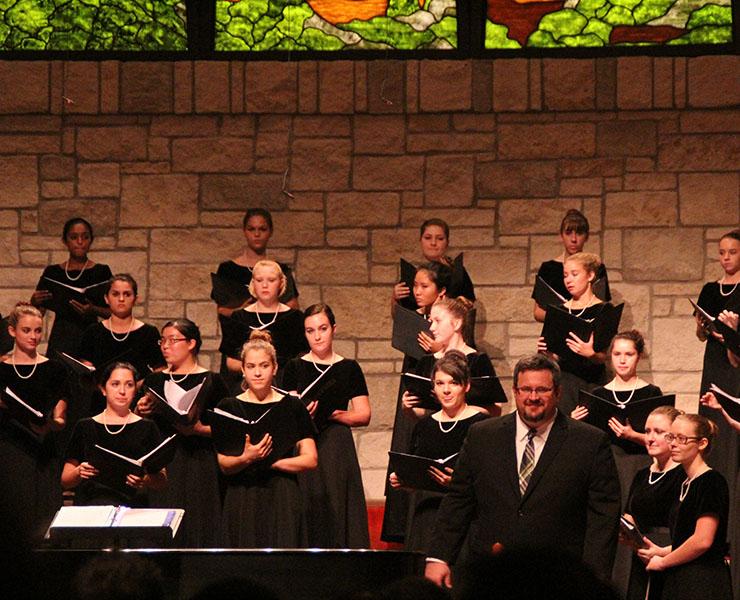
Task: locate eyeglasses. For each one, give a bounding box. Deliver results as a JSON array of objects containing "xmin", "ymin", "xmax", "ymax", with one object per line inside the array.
[
  {"xmin": 515, "ymin": 387, "xmax": 554, "ymax": 397},
  {"xmin": 664, "ymin": 433, "xmax": 703, "ymax": 445},
  {"xmin": 158, "ymin": 337, "xmax": 187, "ymax": 347}
]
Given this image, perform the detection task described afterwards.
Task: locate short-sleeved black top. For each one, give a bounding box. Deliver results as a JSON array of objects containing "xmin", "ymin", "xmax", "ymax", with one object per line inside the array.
[
  {"xmin": 0, "ymin": 359, "xmax": 69, "ymax": 419},
  {"xmin": 213, "ymin": 260, "xmax": 299, "ymax": 305},
  {"xmin": 79, "ymin": 322, "xmax": 166, "ymax": 379},
  {"xmin": 532, "ymin": 260, "xmax": 611, "ymax": 303},
  {"xmin": 410, "ymin": 411, "xmax": 488, "ymax": 459},
  {"xmin": 626, "ymin": 465, "xmax": 684, "ymax": 531}
]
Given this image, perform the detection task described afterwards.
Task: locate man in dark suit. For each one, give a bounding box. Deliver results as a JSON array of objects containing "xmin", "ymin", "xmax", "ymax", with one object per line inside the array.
[{"xmin": 425, "ymin": 354, "xmax": 620, "ymax": 588}]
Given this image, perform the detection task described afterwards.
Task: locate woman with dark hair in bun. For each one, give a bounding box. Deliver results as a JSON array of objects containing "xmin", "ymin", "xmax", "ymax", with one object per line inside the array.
[
  {"xmin": 389, "ymin": 350, "xmax": 488, "ymax": 554},
  {"xmin": 135, "ymin": 318, "xmax": 229, "ymax": 547},
  {"xmin": 62, "ymin": 361, "xmax": 166, "ymax": 507},
  {"xmin": 30, "ymin": 217, "xmax": 113, "ymax": 356},
  {"xmin": 280, "ymin": 303, "xmax": 371, "ymax": 548}
]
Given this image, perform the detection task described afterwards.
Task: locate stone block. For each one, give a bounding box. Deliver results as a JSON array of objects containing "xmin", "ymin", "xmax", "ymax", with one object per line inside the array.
[
  {"xmin": 76, "ymin": 126, "xmax": 147, "ymax": 160},
  {"xmin": 221, "ymin": 116, "xmax": 256, "ymax": 137},
  {"xmin": 323, "ymin": 286, "xmax": 392, "ymax": 339},
  {"xmin": 658, "ymin": 135, "xmax": 740, "ymax": 172},
  {"xmin": 120, "ymin": 162, "xmax": 170, "ymax": 174},
  {"xmin": 40, "ymin": 181, "xmax": 73, "ymax": 198},
  {"xmin": 194, "ymin": 61, "xmax": 230, "ymax": 113},
  {"xmin": 622, "ymin": 173, "xmax": 676, "ymax": 191},
  {"xmin": 679, "ymin": 173, "xmax": 739, "ymax": 225},
  {"xmin": 100, "ymin": 61, "xmax": 119, "ymax": 113},
  {"xmin": 610, "ymin": 283, "xmax": 651, "ymax": 333},
  {"xmin": 326, "ymin": 193, "xmax": 400, "ymax": 227},
  {"xmin": 492, "ymin": 59, "xmax": 528, "ymax": 112},
  {"xmin": 147, "ymin": 301, "xmax": 184, "ymax": 319},
  {"xmin": 245, "ymin": 63, "xmax": 298, "ymax": 113},
  {"xmin": 623, "ymin": 228, "xmax": 703, "ymax": 281},
  {"xmin": 425, "ymin": 155, "xmax": 474, "ymax": 207},
  {"xmin": 370, "ymin": 228, "xmax": 419, "ymax": 263},
  {"xmin": 453, "ymin": 228, "xmax": 494, "ymax": 248},
  {"xmin": 291, "ymin": 138, "xmax": 351, "ymax": 191},
  {"xmin": 477, "ymin": 161, "xmax": 557, "ymax": 198},
  {"xmin": 0, "ymin": 116, "xmax": 60, "ymax": 132},
  {"xmin": 200, "ymin": 174, "xmax": 286, "ymax": 210},
  {"xmin": 543, "ymin": 59, "xmax": 595, "ymax": 110},
  {"xmin": 117, "ymin": 229, "xmax": 149, "ymax": 249},
  {"xmin": 327, "ymin": 229, "xmax": 367, "ymax": 248},
  {"xmin": 362, "ymin": 374, "xmax": 398, "ymax": 429},
  {"xmin": 256, "ymin": 131, "xmax": 289, "ymax": 158},
  {"xmin": 419, "ymin": 61, "xmax": 471, "ymax": 112},
  {"xmin": 605, "ymin": 191, "xmax": 677, "ymax": 227},
  {"xmin": 293, "ymin": 116, "xmax": 350, "ymax": 138},
  {"xmin": 78, "ymin": 163, "xmax": 120, "ymax": 197},
  {"xmin": 358, "ymin": 341, "xmax": 403, "ymax": 361},
  {"xmin": 0, "ymin": 156, "xmax": 38, "ymax": 207},
  {"xmin": 475, "ymin": 287, "xmax": 534, "ymax": 322},
  {"xmin": 453, "ymin": 114, "xmax": 496, "ymax": 133},
  {"xmin": 465, "ymin": 249, "xmax": 528, "ymax": 285},
  {"xmin": 318, "ymin": 62, "xmax": 354, "ymax": 114},
  {"xmin": 150, "ymin": 116, "xmax": 219, "ymax": 137},
  {"xmin": 0, "ymin": 267, "xmax": 40, "ymax": 287},
  {"xmin": 370, "ymin": 264, "xmax": 398, "ymax": 284},
  {"xmin": 680, "ymin": 110, "xmax": 740, "ymax": 134},
  {"xmin": 0, "ymin": 231, "xmax": 19, "ymax": 264},
  {"xmin": 356, "ymin": 431, "xmax": 392, "ymax": 470},
  {"xmin": 39, "ymin": 155, "xmax": 75, "ymax": 181},
  {"xmin": 288, "ymin": 193, "xmax": 323, "ymax": 212},
  {"xmin": 20, "ymin": 211, "xmax": 38, "ymax": 234},
  {"xmin": 499, "ymin": 199, "xmax": 583, "ymax": 235},
  {"xmin": 20, "ymin": 251, "xmax": 48, "ymax": 266},
  {"xmin": 0, "ymin": 134, "xmax": 60, "ymax": 154},
  {"xmin": 120, "ymin": 63, "xmax": 173, "ymax": 113},
  {"xmin": 270, "ymin": 212, "xmax": 325, "ymax": 248},
  {"xmin": 150, "ymin": 228, "xmax": 241, "ymax": 263},
  {"xmin": 616, "ymin": 57, "xmax": 652, "ymax": 109},
  {"xmin": 688, "ymin": 56, "xmax": 740, "ymax": 108},
  {"xmin": 353, "ymin": 156, "xmax": 424, "ymax": 191},
  {"xmin": 408, "ymin": 115, "xmax": 449, "ymax": 133},
  {"xmin": 652, "ymin": 297, "xmax": 672, "ymax": 317},
  {"xmin": 402, "ymin": 191, "xmax": 424, "ymax": 208},
  {"xmin": 603, "ymin": 229, "xmax": 622, "ymax": 269},
  {"xmin": 63, "ymin": 62, "xmax": 99, "ymax": 114},
  {"xmin": 171, "ymin": 137, "xmax": 253, "ymax": 173},
  {"xmin": 361, "ymin": 467, "xmax": 389, "ymax": 501},
  {"xmin": 120, "ymin": 175, "xmax": 199, "ymax": 227},
  {"xmin": 37, "ymin": 200, "xmax": 117, "ymax": 236},
  {"xmin": 353, "ymin": 116, "xmax": 405, "ymax": 155},
  {"xmin": 297, "ymin": 250, "xmax": 368, "ymax": 284},
  {"xmin": 651, "ymin": 318, "xmax": 704, "ymax": 371},
  {"xmin": 400, "ymin": 208, "xmax": 495, "ymax": 229},
  {"xmin": 0, "ymin": 210, "xmax": 18, "ymax": 228},
  {"xmin": 0, "ymin": 62, "xmax": 48, "ymax": 113},
  {"xmin": 561, "ymin": 158, "xmax": 623, "ymax": 178},
  {"xmin": 88, "ymin": 249, "xmax": 149, "ymax": 295},
  {"xmin": 149, "ymin": 264, "xmax": 212, "ymax": 300},
  {"xmin": 560, "ymin": 178, "xmax": 602, "ymax": 196},
  {"xmin": 498, "ymin": 123, "xmax": 595, "ymax": 159},
  {"xmin": 185, "ymin": 301, "xmax": 219, "ymax": 338},
  {"xmin": 596, "ymin": 120, "xmax": 657, "ymax": 156},
  {"xmin": 407, "ymin": 132, "xmax": 493, "ymax": 153}
]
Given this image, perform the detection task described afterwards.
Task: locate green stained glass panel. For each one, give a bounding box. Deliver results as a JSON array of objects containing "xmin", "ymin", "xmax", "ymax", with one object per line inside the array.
[{"xmin": 214, "ymin": 0, "xmax": 458, "ymax": 51}]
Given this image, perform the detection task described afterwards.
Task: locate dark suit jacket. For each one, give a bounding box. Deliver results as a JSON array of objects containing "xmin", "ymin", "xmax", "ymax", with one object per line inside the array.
[{"xmin": 427, "ymin": 411, "xmax": 621, "ymax": 581}]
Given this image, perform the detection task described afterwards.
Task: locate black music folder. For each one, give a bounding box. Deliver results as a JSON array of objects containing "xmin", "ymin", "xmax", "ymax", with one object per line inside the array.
[
  {"xmin": 389, "ymin": 451, "xmax": 459, "ymax": 493},
  {"xmin": 55, "ymin": 351, "xmax": 96, "ymax": 376},
  {"xmin": 578, "ymin": 389, "xmax": 675, "ymax": 434},
  {"xmin": 146, "ymin": 377, "xmax": 208, "ymax": 426},
  {"xmin": 40, "ymin": 276, "xmax": 108, "ymax": 313},
  {"xmin": 619, "ymin": 515, "xmax": 648, "ymax": 549},
  {"xmin": 1, "ymin": 386, "xmax": 51, "ymax": 440},
  {"xmin": 690, "ymin": 299, "xmax": 740, "ymax": 357},
  {"xmin": 90, "ymin": 434, "xmax": 178, "ymax": 496},
  {"xmin": 541, "ymin": 302, "xmax": 624, "ymax": 356},
  {"xmin": 392, "ymin": 305, "xmax": 432, "ymax": 360},
  {"xmin": 532, "ymin": 276, "xmax": 567, "ymax": 309},
  {"xmin": 210, "ymin": 273, "xmax": 251, "ymax": 309},
  {"xmin": 273, "ymin": 366, "xmax": 338, "ymax": 424},
  {"xmin": 709, "ymin": 383, "xmax": 740, "ymax": 422},
  {"xmin": 449, "ymin": 253, "xmax": 465, "ymax": 295}
]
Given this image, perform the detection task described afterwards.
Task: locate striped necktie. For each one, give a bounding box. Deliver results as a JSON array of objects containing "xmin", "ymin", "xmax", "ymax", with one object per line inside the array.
[{"xmin": 519, "ymin": 428, "xmax": 537, "ymax": 496}]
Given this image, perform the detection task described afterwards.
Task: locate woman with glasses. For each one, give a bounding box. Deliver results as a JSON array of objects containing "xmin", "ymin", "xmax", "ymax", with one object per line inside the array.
[
  {"xmin": 621, "ymin": 406, "xmax": 683, "ymax": 600},
  {"xmin": 389, "ymin": 350, "xmax": 488, "ymax": 554},
  {"xmin": 638, "ymin": 414, "xmax": 732, "ymax": 600},
  {"xmin": 78, "ymin": 274, "xmax": 165, "ymax": 415},
  {"xmin": 135, "ymin": 318, "xmax": 229, "ymax": 547}
]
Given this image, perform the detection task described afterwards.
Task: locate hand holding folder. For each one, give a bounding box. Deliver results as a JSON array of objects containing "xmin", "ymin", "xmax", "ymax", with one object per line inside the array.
[
  {"xmin": 389, "ymin": 451, "xmax": 458, "ymax": 493},
  {"xmin": 541, "ymin": 302, "xmax": 624, "ymax": 357},
  {"xmin": 578, "ymin": 389, "xmax": 675, "ymax": 435},
  {"xmin": 690, "ymin": 299, "xmax": 740, "ymax": 356},
  {"xmin": 392, "ymin": 305, "xmax": 432, "ymax": 360}
]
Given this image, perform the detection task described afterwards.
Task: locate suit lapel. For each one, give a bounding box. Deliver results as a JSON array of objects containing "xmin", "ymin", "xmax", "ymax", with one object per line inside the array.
[
  {"xmin": 520, "ymin": 411, "xmax": 568, "ymax": 504},
  {"xmin": 502, "ymin": 414, "xmax": 520, "ymax": 499}
]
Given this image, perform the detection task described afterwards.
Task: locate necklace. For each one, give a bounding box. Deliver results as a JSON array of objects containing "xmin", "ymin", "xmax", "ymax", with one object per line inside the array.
[
  {"xmin": 253, "ymin": 306, "xmax": 278, "ymax": 329},
  {"xmin": 612, "ymin": 379, "xmax": 638, "ymax": 408},
  {"xmin": 567, "ymin": 292, "xmax": 594, "ymax": 318},
  {"xmin": 64, "ymin": 259, "xmax": 90, "ymax": 282},
  {"xmin": 648, "ymin": 468, "xmax": 669, "ymax": 485},
  {"xmin": 719, "ymin": 276, "xmax": 739, "ymax": 297},
  {"xmin": 679, "ymin": 476, "xmax": 692, "ymax": 502},
  {"xmin": 309, "ymin": 352, "xmax": 336, "ymax": 374},
  {"xmin": 438, "ymin": 418, "xmax": 459, "ymax": 433},
  {"xmin": 11, "ymin": 352, "xmax": 39, "ymax": 380},
  {"xmin": 168, "ymin": 362, "xmax": 198, "ymax": 384},
  {"xmin": 108, "ymin": 316, "xmax": 134, "ymax": 342},
  {"xmin": 102, "ymin": 409, "xmax": 131, "ymax": 435}
]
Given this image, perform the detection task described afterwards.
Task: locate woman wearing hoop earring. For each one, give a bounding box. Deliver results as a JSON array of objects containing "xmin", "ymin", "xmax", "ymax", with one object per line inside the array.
[
  {"xmin": 62, "ymin": 362, "xmax": 166, "ymax": 507},
  {"xmin": 78, "ymin": 274, "xmax": 165, "ymax": 415},
  {"xmin": 0, "ymin": 303, "xmax": 68, "ymax": 544},
  {"xmin": 135, "ymin": 318, "xmax": 229, "ymax": 548},
  {"xmin": 389, "ymin": 350, "xmax": 488, "ymax": 554}
]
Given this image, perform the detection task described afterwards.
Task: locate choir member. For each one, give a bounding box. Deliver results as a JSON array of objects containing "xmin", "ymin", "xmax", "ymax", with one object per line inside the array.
[
  {"xmin": 220, "ymin": 260, "xmax": 307, "ymax": 379},
  {"xmin": 62, "ymin": 362, "xmax": 166, "ymax": 507},
  {"xmin": 78, "ymin": 274, "xmax": 165, "ymax": 415},
  {"xmin": 0, "ymin": 303, "xmax": 68, "ymax": 544},
  {"xmin": 280, "ymin": 303, "xmax": 371, "ymax": 548},
  {"xmin": 215, "ymin": 330, "xmax": 317, "ymax": 548},
  {"xmin": 404, "ymin": 297, "xmax": 504, "ymax": 418},
  {"xmin": 382, "ymin": 261, "xmax": 451, "ymax": 543},
  {"xmin": 532, "ymin": 208, "xmax": 610, "ymax": 323},
  {"xmin": 639, "ymin": 414, "xmax": 733, "ymax": 600},
  {"xmin": 135, "ymin": 318, "xmax": 229, "ymax": 548},
  {"xmin": 212, "ymin": 208, "xmax": 299, "ymax": 392},
  {"xmin": 30, "ymin": 217, "xmax": 112, "ymax": 355},
  {"xmin": 389, "ymin": 350, "xmax": 488, "ymax": 553},
  {"xmin": 694, "ymin": 229, "xmax": 740, "ymax": 493},
  {"xmin": 622, "ymin": 406, "xmax": 684, "ymax": 600},
  {"xmin": 537, "ymin": 252, "xmax": 609, "ymax": 415}
]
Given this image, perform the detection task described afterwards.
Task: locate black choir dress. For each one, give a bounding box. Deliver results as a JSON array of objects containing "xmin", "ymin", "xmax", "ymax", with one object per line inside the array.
[
  {"xmin": 0, "ymin": 359, "xmax": 68, "ymax": 544},
  {"xmin": 215, "ymin": 395, "xmax": 316, "ymax": 548},
  {"xmin": 212, "ymin": 260, "xmax": 299, "ymax": 393},
  {"xmin": 624, "ymin": 465, "xmax": 684, "ymax": 600},
  {"xmin": 280, "ymin": 357, "xmax": 370, "ymax": 548},
  {"xmin": 142, "ymin": 371, "xmax": 229, "ymax": 548},
  {"xmin": 661, "ymin": 470, "xmax": 732, "ymax": 600},
  {"xmin": 35, "ymin": 263, "xmax": 113, "ymax": 356},
  {"xmin": 532, "ymin": 260, "xmax": 611, "ymax": 305},
  {"xmin": 78, "ymin": 322, "xmax": 166, "ymax": 415},
  {"xmin": 404, "ymin": 411, "xmax": 488, "ymax": 554},
  {"xmin": 64, "ymin": 417, "xmax": 163, "ymax": 507},
  {"xmin": 548, "ymin": 303, "xmax": 609, "ymax": 416}
]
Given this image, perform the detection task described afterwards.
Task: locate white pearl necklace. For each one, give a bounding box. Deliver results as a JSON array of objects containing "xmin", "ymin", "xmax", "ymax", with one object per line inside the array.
[
  {"xmin": 64, "ymin": 259, "xmax": 90, "ymax": 282},
  {"xmin": 611, "ymin": 379, "xmax": 638, "ymax": 408},
  {"xmin": 718, "ymin": 276, "xmax": 739, "ymax": 297},
  {"xmin": 648, "ymin": 468, "xmax": 668, "ymax": 485},
  {"xmin": 309, "ymin": 351, "xmax": 336, "ymax": 374},
  {"xmin": 168, "ymin": 362, "xmax": 198, "ymax": 384},
  {"xmin": 102, "ymin": 409, "xmax": 131, "ymax": 435},
  {"xmin": 567, "ymin": 291, "xmax": 594, "ymax": 318},
  {"xmin": 252, "ymin": 306, "xmax": 279, "ymax": 330},
  {"xmin": 108, "ymin": 316, "xmax": 134, "ymax": 342},
  {"xmin": 10, "ymin": 352, "xmax": 39, "ymax": 380}
]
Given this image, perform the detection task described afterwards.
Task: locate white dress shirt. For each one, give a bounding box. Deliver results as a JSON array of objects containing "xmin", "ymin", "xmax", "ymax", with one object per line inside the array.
[{"xmin": 515, "ymin": 412, "xmax": 555, "ymax": 472}]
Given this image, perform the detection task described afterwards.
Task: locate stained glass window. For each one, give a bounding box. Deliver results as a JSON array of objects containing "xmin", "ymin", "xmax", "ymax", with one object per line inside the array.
[
  {"xmin": 0, "ymin": 0, "xmax": 187, "ymax": 50},
  {"xmin": 214, "ymin": 0, "xmax": 458, "ymax": 51},
  {"xmin": 485, "ymin": 0, "xmax": 734, "ymax": 48}
]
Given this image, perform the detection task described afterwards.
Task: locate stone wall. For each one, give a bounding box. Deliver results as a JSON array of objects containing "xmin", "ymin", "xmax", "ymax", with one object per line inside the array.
[{"xmin": 0, "ymin": 56, "xmax": 738, "ymax": 499}]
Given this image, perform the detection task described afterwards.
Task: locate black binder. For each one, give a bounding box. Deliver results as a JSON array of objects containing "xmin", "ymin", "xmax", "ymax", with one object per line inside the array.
[
  {"xmin": 145, "ymin": 376, "xmax": 209, "ymax": 426},
  {"xmin": 579, "ymin": 389, "xmax": 675, "ymax": 434},
  {"xmin": 532, "ymin": 276, "xmax": 567, "ymax": 309},
  {"xmin": 392, "ymin": 305, "xmax": 432, "ymax": 360},
  {"xmin": 708, "ymin": 383, "xmax": 740, "ymax": 422},
  {"xmin": 273, "ymin": 366, "xmax": 339, "ymax": 426},
  {"xmin": 55, "ymin": 351, "xmax": 96, "ymax": 376},
  {"xmin": 1, "ymin": 385, "xmax": 51, "ymax": 441},
  {"xmin": 541, "ymin": 302, "xmax": 624, "ymax": 356},
  {"xmin": 690, "ymin": 299, "xmax": 740, "ymax": 357},
  {"xmin": 40, "ymin": 276, "xmax": 108, "ymax": 314},
  {"xmin": 619, "ymin": 515, "xmax": 648, "ymax": 549},
  {"xmin": 388, "ymin": 450, "xmax": 458, "ymax": 493},
  {"xmin": 210, "ymin": 273, "xmax": 251, "ymax": 309}
]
